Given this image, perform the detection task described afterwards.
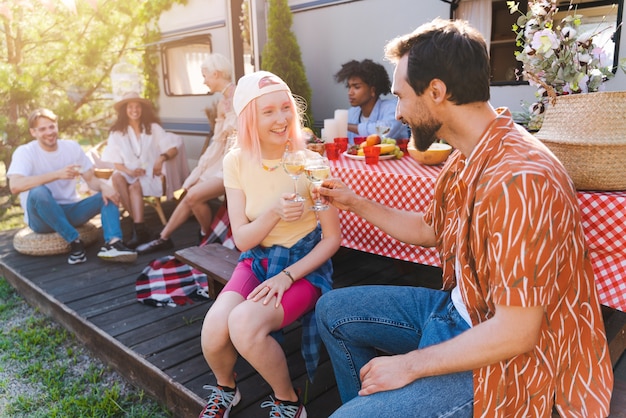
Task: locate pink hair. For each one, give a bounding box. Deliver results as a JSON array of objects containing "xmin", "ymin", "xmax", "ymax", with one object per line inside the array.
[{"xmin": 236, "ymin": 91, "xmax": 306, "ymax": 163}]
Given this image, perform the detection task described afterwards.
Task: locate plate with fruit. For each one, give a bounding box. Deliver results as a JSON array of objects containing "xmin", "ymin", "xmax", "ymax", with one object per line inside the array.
[{"xmin": 344, "ymin": 134, "xmax": 404, "ymax": 160}]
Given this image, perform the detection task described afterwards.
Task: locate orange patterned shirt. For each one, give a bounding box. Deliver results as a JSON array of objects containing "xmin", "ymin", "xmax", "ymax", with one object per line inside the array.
[{"xmin": 424, "ymin": 108, "xmax": 613, "ymax": 417}]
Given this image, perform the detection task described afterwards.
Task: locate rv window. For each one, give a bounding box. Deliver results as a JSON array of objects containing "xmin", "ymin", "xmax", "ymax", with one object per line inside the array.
[
  {"xmin": 489, "ymin": 0, "xmax": 623, "ymax": 85},
  {"xmin": 161, "ymin": 35, "xmax": 213, "ymax": 96}
]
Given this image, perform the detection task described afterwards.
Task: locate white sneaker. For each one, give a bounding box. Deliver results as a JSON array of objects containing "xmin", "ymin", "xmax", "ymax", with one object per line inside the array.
[{"xmin": 97, "ymin": 240, "xmax": 137, "ymax": 263}]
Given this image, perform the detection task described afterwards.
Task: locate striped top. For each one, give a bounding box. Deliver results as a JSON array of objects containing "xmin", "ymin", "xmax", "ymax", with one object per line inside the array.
[{"xmin": 424, "ymin": 108, "xmax": 613, "ymax": 417}]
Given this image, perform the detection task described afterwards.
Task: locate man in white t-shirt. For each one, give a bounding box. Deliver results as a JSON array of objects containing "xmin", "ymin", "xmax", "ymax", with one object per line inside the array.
[{"xmin": 7, "ymin": 108, "xmax": 137, "ymax": 264}]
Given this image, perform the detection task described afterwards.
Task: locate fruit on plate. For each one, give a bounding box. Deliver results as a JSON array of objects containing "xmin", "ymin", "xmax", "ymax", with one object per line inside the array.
[
  {"xmin": 408, "ymin": 142, "xmax": 452, "ymax": 165},
  {"xmin": 365, "ymin": 134, "xmax": 381, "ymax": 147},
  {"xmin": 347, "ymin": 144, "xmax": 360, "ymax": 155},
  {"xmin": 375, "ymin": 143, "xmax": 396, "ymax": 154}
]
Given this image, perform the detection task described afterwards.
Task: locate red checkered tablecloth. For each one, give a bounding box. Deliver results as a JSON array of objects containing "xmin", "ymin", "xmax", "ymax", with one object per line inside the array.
[
  {"xmin": 330, "ymin": 156, "xmax": 442, "ymax": 266},
  {"xmin": 578, "ymin": 190, "xmax": 626, "ymax": 312},
  {"xmin": 330, "ymin": 155, "xmax": 626, "ymax": 312}
]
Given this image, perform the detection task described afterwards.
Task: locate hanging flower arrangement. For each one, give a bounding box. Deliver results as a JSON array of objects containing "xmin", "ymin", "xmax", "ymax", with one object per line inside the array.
[{"xmin": 508, "ymin": 0, "xmax": 616, "ymax": 129}]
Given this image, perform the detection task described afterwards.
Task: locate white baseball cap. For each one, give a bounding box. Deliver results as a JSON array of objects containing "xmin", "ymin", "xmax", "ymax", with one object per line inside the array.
[{"xmin": 232, "ymin": 71, "xmax": 291, "ymax": 116}]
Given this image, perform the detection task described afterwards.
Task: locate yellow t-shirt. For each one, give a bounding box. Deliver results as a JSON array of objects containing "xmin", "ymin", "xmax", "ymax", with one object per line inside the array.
[{"xmin": 223, "ymin": 148, "xmax": 318, "ymax": 248}]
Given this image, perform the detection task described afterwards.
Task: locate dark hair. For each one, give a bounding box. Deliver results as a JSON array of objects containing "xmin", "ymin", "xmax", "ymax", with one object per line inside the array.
[
  {"xmin": 384, "ymin": 18, "xmax": 490, "ymax": 104},
  {"xmin": 334, "ymin": 59, "xmax": 392, "ymax": 97},
  {"xmin": 109, "ymin": 102, "xmax": 161, "ymax": 135},
  {"xmin": 28, "ymin": 108, "xmax": 57, "ymax": 129}
]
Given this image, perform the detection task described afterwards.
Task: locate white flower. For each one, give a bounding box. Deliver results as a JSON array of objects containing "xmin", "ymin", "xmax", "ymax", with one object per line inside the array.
[{"xmin": 531, "ymin": 29, "xmax": 559, "ymax": 55}]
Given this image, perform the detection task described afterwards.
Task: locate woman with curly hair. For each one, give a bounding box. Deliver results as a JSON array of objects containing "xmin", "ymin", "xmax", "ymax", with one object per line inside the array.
[{"xmin": 334, "ymin": 59, "xmax": 406, "ymax": 143}]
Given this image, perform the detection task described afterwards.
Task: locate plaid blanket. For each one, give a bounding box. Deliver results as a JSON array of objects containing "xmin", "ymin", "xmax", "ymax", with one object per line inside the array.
[
  {"xmin": 136, "ymin": 200, "xmax": 234, "ymax": 307},
  {"xmin": 136, "ymin": 256, "xmax": 209, "ymax": 307}
]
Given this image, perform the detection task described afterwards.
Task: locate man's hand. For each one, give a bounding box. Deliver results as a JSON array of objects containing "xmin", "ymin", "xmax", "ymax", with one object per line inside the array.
[
  {"xmin": 99, "ymin": 182, "xmax": 120, "ymax": 206},
  {"xmin": 358, "ymin": 353, "xmax": 416, "ymax": 396},
  {"xmin": 318, "ymin": 178, "xmax": 358, "ymax": 211},
  {"xmin": 58, "ymin": 164, "xmax": 82, "ymax": 180}
]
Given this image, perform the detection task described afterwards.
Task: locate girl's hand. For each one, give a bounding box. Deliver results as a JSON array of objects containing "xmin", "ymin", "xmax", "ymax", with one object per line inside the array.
[
  {"xmin": 153, "ymin": 160, "xmax": 164, "ymax": 176},
  {"xmin": 275, "ymin": 193, "xmax": 304, "ymax": 222},
  {"xmin": 247, "ymin": 272, "xmax": 293, "ymax": 308},
  {"xmin": 130, "ymin": 167, "xmax": 145, "ymax": 178}
]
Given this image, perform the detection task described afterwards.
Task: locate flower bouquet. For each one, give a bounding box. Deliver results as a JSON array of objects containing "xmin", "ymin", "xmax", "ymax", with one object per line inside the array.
[
  {"xmin": 509, "ymin": 0, "xmax": 626, "ymax": 191},
  {"xmin": 508, "ymin": 0, "xmax": 615, "ymax": 129}
]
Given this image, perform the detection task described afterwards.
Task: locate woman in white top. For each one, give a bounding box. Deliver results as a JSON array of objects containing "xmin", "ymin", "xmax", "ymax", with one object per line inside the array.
[
  {"xmin": 102, "ymin": 92, "xmax": 179, "ymax": 248},
  {"xmin": 137, "ymin": 53, "xmax": 237, "ymax": 254}
]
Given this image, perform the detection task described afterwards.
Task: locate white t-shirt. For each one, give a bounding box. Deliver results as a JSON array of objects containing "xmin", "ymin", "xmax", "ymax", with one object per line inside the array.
[{"xmin": 7, "ymin": 139, "xmax": 93, "ymax": 224}]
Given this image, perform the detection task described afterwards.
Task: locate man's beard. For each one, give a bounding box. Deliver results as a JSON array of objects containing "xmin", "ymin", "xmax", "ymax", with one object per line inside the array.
[{"xmin": 411, "ymin": 119, "xmax": 442, "ymax": 151}]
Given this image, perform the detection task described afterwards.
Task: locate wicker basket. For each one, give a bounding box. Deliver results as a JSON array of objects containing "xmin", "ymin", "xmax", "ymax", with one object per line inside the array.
[
  {"xmin": 13, "ymin": 221, "xmax": 100, "ymax": 256},
  {"xmin": 534, "ymin": 91, "xmax": 626, "ymax": 191}
]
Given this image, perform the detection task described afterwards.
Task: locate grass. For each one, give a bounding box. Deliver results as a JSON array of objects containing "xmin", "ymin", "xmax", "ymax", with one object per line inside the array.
[
  {"xmin": 0, "ymin": 280, "xmax": 172, "ymax": 418},
  {"xmin": 0, "ymin": 163, "xmax": 172, "ymax": 417}
]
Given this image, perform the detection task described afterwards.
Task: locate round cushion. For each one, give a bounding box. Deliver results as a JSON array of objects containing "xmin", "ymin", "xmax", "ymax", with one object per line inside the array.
[{"xmin": 13, "ymin": 222, "xmax": 100, "ymax": 256}]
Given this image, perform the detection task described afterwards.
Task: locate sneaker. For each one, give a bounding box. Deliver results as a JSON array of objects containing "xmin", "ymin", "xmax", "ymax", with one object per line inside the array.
[
  {"xmin": 199, "ymin": 385, "xmax": 241, "ymax": 418},
  {"xmin": 260, "ymin": 396, "xmax": 307, "ymax": 418},
  {"xmin": 97, "ymin": 240, "xmax": 137, "ymax": 263},
  {"xmin": 136, "ymin": 237, "xmax": 174, "ymax": 255},
  {"xmin": 68, "ymin": 239, "xmax": 86, "ymax": 265}
]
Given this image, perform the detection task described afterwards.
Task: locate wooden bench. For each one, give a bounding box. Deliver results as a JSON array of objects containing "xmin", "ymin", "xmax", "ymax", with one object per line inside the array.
[{"xmin": 174, "ymin": 243, "xmax": 239, "ymax": 299}]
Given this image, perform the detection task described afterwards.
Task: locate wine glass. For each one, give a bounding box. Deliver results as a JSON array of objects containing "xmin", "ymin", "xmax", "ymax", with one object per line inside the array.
[
  {"xmin": 282, "ymin": 149, "xmax": 306, "ymax": 202},
  {"xmin": 305, "ymin": 155, "xmax": 331, "ymax": 211},
  {"xmin": 375, "ymin": 121, "xmax": 391, "ymax": 139}
]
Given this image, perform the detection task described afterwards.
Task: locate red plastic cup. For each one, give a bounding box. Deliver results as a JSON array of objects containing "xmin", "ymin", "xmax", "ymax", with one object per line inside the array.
[
  {"xmin": 354, "ymin": 136, "xmax": 366, "ymax": 146},
  {"xmin": 396, "ymin": 138, "xmax": 409, "ymax": 153},
  {"xmin": 363, "ymin": 145, "xmax": 380, "ymax": 165},
  {"xmin": 325, "ymin": 142, "xmax": 340, "ymax": 160},
  {"xmin": 334, "ymin": 137, "xmax": 348, "ymax": 153}
]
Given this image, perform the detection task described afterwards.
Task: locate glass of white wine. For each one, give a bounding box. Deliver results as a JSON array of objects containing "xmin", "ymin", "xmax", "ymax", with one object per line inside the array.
[
  {"xmin": 305, "ymin": 155, "xmax": 331, "ymax": 211},
  {"xmin": 282, "ymin": 149, "xmax": 306, "ymax": 202}
]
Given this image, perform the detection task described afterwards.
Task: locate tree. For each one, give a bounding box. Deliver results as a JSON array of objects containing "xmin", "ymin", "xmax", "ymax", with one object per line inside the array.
[
  {"xmin": 260, "ymin": 0, "xmax": 313, "ymax": 125},
  {"xmin": 0, "ymin": 0, "xmax": 186, "ymax": 176}
]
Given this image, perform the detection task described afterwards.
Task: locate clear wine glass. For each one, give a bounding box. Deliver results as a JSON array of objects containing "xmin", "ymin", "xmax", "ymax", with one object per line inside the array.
[
  {"xmin": 282, "ymin": 149, "xmax": 306, "ymax": 202},
  {"xmin": 375, "ymin": 121, "xmax": 391, "ymax": 139},
  {"xmin": 305, "ymin": 155, "xmax": 331, "ymax": 211}
]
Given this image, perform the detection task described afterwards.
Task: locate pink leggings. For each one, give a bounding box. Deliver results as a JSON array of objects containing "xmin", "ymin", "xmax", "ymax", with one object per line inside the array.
[{"xmin": 222, "ymin": 258, "xmax": 321, "ymax": 327}]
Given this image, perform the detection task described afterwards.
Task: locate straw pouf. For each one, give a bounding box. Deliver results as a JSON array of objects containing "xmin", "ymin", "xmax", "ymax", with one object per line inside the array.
[
  {"xmin": 13, "ymin": 221, "xmax": 100, "ymax": 256},
  {"xmin": 534, "ymin": 91, "xmax": 626, "ymax": 191}
]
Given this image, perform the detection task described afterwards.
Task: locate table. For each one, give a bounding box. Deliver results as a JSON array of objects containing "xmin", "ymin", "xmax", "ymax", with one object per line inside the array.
[
  {"xmin": 329, "ymin": 155, "xmax": 626, "ymax": 312},
  {"xmin": 330, "ymin": 155, "xmax": 441, "ymax": 266},
  {"xmin": 578, "ymin": 191, "xmax": 626, "ymax": 312}
]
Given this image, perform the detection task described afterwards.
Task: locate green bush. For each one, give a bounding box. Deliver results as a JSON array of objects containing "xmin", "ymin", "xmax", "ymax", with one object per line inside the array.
[{"xmin": 261, "ymin": 0, "xmax": 313, "ymax": 125}]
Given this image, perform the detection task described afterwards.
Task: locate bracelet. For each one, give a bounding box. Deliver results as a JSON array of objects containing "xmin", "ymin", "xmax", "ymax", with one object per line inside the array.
[
  {"xmin": 282, "ymin": 269, "xmax": 295, "ymax": 283},
  {"xmin": 160, "ymin": 153, "xmax": 169, "ymax": 161}
]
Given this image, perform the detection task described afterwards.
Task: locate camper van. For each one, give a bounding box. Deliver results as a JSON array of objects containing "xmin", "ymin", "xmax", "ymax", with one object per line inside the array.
[{"xmin": 156, "ymin": 0, "xmax": 625, "ymax": 169}]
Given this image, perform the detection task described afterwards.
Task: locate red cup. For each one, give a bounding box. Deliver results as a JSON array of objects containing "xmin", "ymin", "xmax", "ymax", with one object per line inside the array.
[
  {"xmin": 396, "ymin": 138, "xmax": 409, "ymax": 154},
  {"xmin": 334, "ymin": 137, "xmax": 348, "ymax": 153},
  {"xmin": 363, "ymin": 145, "xmax": 380, "ymax": 165},
  {"xmin": 354, "ymin": 136, "xmax": 366, "ymax": 146},
  {"xmin": 325, "ymin": 142, "xmax": 340, "ymax": 160}
]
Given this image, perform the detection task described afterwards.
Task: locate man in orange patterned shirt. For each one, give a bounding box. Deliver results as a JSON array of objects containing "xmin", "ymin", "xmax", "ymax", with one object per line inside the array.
[{"xmin": 317, "ymin": 18, "xmax": 613, "ymax": 417}]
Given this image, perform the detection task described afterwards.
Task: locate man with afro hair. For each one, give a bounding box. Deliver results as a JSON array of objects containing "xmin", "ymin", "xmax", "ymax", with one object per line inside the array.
[{"xmin": 335, "ymin": 59, "xmax": 406, "ymax": 143}]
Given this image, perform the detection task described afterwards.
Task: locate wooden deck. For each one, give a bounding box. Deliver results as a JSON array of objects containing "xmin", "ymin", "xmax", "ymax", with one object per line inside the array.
[{"xmin": 1, "ymin": 201, "xmax": 625, "ymax": 418}]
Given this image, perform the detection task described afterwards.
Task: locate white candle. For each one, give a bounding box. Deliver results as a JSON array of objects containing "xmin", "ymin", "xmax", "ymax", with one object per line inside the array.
[
  {"xmin": 324, "ymin": 119, "xmax": 339, "ymax": 142},
  {"xmin": 334, "ymin": 109, "xmax": 349, "ymax": 137}
]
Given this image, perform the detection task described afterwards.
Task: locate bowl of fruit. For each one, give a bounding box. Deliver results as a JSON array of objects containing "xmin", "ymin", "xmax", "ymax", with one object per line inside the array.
[{"xmin": 345, "ymin": 134, "xmax": 404, "ymax": 160}]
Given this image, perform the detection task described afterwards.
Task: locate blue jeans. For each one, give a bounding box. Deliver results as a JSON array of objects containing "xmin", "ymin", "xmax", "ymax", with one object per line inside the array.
[
  {"xmin": 26, "ymin": 185, "xmax": 122, "ymax": 243},
  {"xmin": 316, "ymin": 285, "xmax": 473, "ymax": 418}
]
